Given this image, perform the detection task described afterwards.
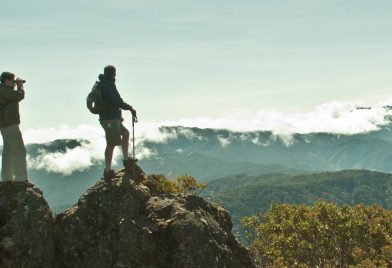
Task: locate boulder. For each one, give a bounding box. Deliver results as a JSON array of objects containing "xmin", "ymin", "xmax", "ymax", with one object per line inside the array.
[
  {"xmin": 55, "ymin": 170, "xmax": 255, "ymax": 267},
  {"xmin": 0, "ymin": 181, "xmax": 55, "ymax": 267}
]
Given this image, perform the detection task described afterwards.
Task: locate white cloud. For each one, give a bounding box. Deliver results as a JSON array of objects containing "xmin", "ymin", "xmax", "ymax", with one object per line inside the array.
[
  {"xmin": 19, "ymin": 122, "xmax": 200, "ymax": 175},
  {"xmin": 149, "ymin": 101, "xmax": 392, "ymax": 135},
  {"xmin": 130, "ymin": 123, "xmax": 203, "ymax": 145},
  {"xmin": 251, "ymin": 135, "xmax": 261, "ymax": 145},
  {"xmin": 217, "ymin": 135, "xmax": 231, "ymax": 148},
  {"xmin": 136, "ymin": 123, "xmax": 178, "ymax": 143},
  {"xmin": 24, "ymin": 124, "xmax": 150, "ymax": 175},
  {"xmin": 136, "ymin": 146, "xmax": 156, "ymax": 159},
  {"xmin": 24, "ymin": 125, "xmax": 107, "ymax": 175},
  {"xmin": 28, "ymin": 146, "xmax": 96, "ymax": 176},
  {"xmin": 177, "ymin": 127, "xmax": 202, "ymax": 140}
]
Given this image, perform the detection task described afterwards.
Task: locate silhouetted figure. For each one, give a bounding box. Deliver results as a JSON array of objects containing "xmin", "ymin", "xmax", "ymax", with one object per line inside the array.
[
  {"xmin": 0, "ymin": 71, "xmax": 28, "ymax": 182},
  {"xmin": 97, "ymin": 65, "xmax": 137, "ymax": 181}
]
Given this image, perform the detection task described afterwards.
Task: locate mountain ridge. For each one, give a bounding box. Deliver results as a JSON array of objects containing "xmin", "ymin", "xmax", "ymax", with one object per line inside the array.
[{"xmin": 205, "ymin": 169, "xmax": 392, "ymax": 235}]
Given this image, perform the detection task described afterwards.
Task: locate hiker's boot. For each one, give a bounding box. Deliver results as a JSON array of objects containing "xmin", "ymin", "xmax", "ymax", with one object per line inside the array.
[
  {"xmin": 123, "ymin": 158, "xmax": 145, "ymax": 183},
  {"xmin": 103, "ymin": 169, "xmax": 116, "ymax": 182},
  {"xmin": 123, "ymin": 158, "xmax": 138, "ymax": 174}
]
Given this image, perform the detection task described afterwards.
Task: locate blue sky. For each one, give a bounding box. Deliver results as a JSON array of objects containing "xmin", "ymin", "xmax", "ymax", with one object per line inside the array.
[{"xmin": 1, "ymin": 0, "xmax": 392, "ymax": 131}]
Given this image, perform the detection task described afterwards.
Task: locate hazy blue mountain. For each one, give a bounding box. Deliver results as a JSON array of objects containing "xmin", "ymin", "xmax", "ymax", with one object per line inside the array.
[
  {"xmin": 27, "ymin": 139, "xmax": 84, "ymax": 157},
  {"xmin": 139, "ymin": 151, "xmax": 304, "ymax": 181},
  {"xmin": 140, "ymin": 126, "xmax": 392, "ymax": 177},
  {"xmin": 28, "ymin": 168, "xmax": 102, "ymax": 213}
]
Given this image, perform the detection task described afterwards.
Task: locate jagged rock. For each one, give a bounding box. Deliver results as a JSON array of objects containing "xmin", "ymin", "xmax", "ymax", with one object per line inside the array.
[
  {"xmin": 0, "ymin": 181, "xmax": 55, "ymax": 268},
  {"xmin": 55, "ymin": 169, "xmax": 255, "ymax": 268}
]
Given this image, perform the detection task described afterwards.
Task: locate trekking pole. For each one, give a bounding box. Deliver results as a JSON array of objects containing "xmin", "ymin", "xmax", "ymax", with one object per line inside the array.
[{"xmin": 132, "ymin": 115, "xmax": 138, "ymax": 181}]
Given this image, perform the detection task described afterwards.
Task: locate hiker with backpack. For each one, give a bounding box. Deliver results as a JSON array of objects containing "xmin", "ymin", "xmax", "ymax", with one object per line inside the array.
[
  {"xmin": 0, "ymin": 72, "xmax": 28, "ymax": 182},
  {"xmin": 89, "ymin": 65, "xmax": 138, "ymax": 181}
]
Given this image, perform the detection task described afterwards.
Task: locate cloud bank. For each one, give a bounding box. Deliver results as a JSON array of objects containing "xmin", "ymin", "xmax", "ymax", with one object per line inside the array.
[
  {"xmin": 154, "ymin": 101, "xmax": 392, "ymax": 135},
  {"xmin": 24, "ymin": 125, "xmax": 105, "ymax": 176},
  {"xmin": 23, "ymin": 124, "xmax": 156, "ymax": 176},
  {"xmin": 28, "ymin": 144, "xmax": 97, "ymax": 176},
  {"xmin": 17, "ymin": 101, "xmax": 392, "ymax": 176}
]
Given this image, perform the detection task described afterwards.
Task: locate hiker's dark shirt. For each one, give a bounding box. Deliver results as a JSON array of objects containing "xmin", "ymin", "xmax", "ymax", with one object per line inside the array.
[
  {"xmin": 98, "ymin": 74, "xmax": 132, "ymax": 121},
  {"xmin": 0, "ymin": 83, "xmax": 24, "ymax": 128}
]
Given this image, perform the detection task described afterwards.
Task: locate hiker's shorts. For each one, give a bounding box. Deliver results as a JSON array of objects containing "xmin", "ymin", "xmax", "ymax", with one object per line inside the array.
[{"xmin": 100, "ymin": 119, "xmax": 128, "ymax": 146}]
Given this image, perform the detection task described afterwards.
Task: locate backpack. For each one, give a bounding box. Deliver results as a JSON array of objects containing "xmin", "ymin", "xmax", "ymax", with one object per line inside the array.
[{"xmin": 86, "ymin": 81, "xmax": 108, "ymax": 114}]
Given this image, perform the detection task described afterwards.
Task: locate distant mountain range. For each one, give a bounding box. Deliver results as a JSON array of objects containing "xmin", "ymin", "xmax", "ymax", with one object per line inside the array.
[
  {"xmin": 3, "ymin": 125, "xmax": 392, "ymax": 213},
  {"xmin": 202, "ymin": 169, "xmax": 392, "ymax": 233},
  {"xmin": 139, "ymin": 126, "xmax": 392, "ymax": 178}
]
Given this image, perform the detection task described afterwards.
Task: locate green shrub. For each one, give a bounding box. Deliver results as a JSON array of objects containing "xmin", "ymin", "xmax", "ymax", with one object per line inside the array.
[
  {"xmin": 242, "ymin": 200, "xmax": 392, "ymax": 267},
  {"xmin": 153, "ymin": 174, "xmax": 207, "ymax": 195}
]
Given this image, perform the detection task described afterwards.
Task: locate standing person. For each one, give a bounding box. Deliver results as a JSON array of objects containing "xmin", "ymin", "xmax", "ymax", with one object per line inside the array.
[
  {"xmin": 0, "ymin": 72, "xmax": 28, "ymax": 182},
  {"xmin": 98, "ymin": 65, "xmax": 137, "ymax": 181}
]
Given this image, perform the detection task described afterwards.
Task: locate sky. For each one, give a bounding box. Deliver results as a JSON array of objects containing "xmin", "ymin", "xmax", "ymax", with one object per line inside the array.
[{"xmin": 1, "ymin": 0, "xmax": 392, "ymax": 136}]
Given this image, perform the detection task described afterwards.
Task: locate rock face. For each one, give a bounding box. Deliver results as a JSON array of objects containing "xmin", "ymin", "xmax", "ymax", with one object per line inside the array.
[
  {"xmin": 55, "ymin": 170, "xmax": 255, "ymax": 268},
  {"xmin": 0, "ymin": 181, "xmax": 55, "ymax": 268}
]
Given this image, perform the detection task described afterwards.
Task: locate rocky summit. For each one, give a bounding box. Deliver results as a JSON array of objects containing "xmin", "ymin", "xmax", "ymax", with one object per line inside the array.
[
  {"xmin": 1, "ymin": 166, "xmax": 255, "ymax": 268},
  {"xmin": 0, "ymin": 181, "xmax": 55, "ymax": 268},
  {"xmin": 55, "ymin": 170, "xmax": 255, "ymax": 267}
]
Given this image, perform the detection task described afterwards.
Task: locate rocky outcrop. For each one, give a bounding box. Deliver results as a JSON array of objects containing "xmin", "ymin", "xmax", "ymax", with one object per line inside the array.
[
  {"xmin": 0, "ymin": 181, "xmax": 55, "ymax": 268},
  {"xmin": 1, "ymin": 167, "xmax": 255, "ymax": 267},
  {"xmin": 55, "ymin": 170, "xmax": 255, "ymax": 268}
]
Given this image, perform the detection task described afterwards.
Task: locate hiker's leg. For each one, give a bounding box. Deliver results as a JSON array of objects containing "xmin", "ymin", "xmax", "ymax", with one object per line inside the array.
[
  {"xmin": 121, "ymin": 124, "xmax": 130, "ymax": 160},
  {"xmin": 11, "ymin": 125, "xmax": 28, "ymax": 181},
  {"xmin": 1, "ymin": 125, "xmax": 16, "ymax": 181},
  {"xmin": 104, "ymin": 145, "xmax": 115, "ymax": 171},
  {"xmin": 100, "ymin": 119, "xmax": 122, "ymax": 171}
]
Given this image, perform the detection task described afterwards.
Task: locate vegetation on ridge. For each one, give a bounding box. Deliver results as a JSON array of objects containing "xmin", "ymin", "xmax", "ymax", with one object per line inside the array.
[
  {"xmin": 151, "ymin": 174, "xmax": 208, "ymax": 195},
  {"xmin": 205, "ymin": 169, "xmax": 392, "ymax": 239},
  {"xmin": 242, "ymin": 201, "xmax": 392, "ymax": 267}
]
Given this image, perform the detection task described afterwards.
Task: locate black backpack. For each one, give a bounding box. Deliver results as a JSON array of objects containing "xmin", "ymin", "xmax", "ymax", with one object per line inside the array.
[{"xmin": 86, "ymin": 81, "xmax": 108, "ymax": 114}]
